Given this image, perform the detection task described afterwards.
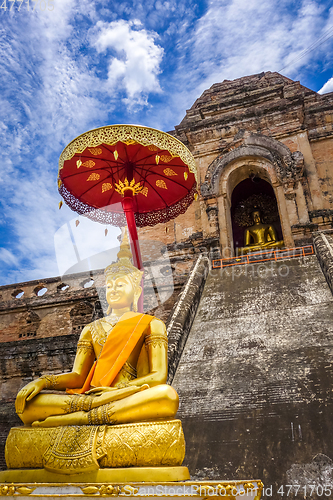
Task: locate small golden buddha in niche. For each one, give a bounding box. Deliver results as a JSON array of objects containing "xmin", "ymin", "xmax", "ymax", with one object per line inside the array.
[
  {"xmin": 241, "ymin": 209, "xmax": 284, "ymax": 254},
  {"xmin": 15, "ymin": 233, "xmax": 178, "ymax": 428}
]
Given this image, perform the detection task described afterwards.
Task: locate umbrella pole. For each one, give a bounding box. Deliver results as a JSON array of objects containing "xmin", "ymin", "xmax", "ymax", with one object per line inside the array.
[{"xmin": 122, "ymin": 192, "xmax": 144, "ymax": 313}]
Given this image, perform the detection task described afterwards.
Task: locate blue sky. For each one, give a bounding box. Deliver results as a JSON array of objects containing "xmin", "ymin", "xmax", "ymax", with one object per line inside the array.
[{"xmin": 1, "ymin": 0, "xmax": 333, "ymax": 286}]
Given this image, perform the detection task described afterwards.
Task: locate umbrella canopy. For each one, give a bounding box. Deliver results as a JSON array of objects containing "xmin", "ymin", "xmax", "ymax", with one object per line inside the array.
[
  {"xmin": 58, "ymin": 125, "xmax": 197, "ymax": 313},
  {"xmin": 58, "ymin": 125, "xmax": 197, "ymax": 228}
]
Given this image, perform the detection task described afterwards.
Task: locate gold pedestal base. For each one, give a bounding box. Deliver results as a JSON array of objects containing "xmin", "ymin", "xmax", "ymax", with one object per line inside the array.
[
  {"xmin": 0, "ymin": 466, "xmax": 190, "ymax": 483},
  {"xmin": 0, "ymin": 479, "xmax": 263, "ymax": 499},
  {"xmin": 6, "ymin": 420, "xmax": 185, "ymax": 474}
]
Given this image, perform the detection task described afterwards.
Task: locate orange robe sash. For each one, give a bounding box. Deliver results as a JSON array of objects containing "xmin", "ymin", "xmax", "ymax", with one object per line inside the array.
[{"xmin": 68, "ymin": 313, "xmax": 154, "ymax": 394}]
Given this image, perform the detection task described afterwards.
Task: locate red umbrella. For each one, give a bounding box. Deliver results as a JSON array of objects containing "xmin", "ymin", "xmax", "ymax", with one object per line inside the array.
[{"xmin": 58, "ymin": 125, "xmax": 198, "ymax": 310}]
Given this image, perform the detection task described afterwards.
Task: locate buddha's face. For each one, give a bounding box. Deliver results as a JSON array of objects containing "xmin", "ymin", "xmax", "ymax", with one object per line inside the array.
[
  {"xmin": 252, "ymin": 210, "xmax": 261, "ymax": 224},
  {"xmin": 106, "ymin": 274, "xmax": 136, "ymax": 310}
]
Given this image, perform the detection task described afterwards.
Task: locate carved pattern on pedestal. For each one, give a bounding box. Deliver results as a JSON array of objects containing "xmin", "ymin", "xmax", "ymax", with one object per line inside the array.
[
  {"xmin": 0, "ymin": 480, "xmax": 264, "ymax": 498},
  {"xmin": 81, "ymin": 484, "xmax": 120, "ymax": 496},
  {"xmin": 5, "ymin": 420, "xmax": 186, "ymax": 472},
  {"xmin": 100, "ymin": 420, "xmax": 185, "ymax": 468},
  {"xmin": 0, "ymin": 485, "xmax": 35, "ymax": 496}
]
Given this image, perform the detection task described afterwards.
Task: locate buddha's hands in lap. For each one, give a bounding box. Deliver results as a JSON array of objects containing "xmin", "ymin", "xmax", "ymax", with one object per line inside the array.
[
  {"xmin": 87, "ymin": 384, "xmax": 150, "ymax": 406},
  {"xmin": 15, "ymin": 379, "xmax": 46, "ymax": 414},
  {"xmin": 85, "ymin": 386, "xmax": 122, "ymax": 395},
  {"xmin": 31, "ymin": 384, "xmax": 150, "ymax": 427}
]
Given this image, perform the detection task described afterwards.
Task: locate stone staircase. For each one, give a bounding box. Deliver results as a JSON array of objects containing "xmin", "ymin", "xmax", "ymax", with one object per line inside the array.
[{"xmin": 173, "ymin": 252, "xmax": 333, "ymax": 489}]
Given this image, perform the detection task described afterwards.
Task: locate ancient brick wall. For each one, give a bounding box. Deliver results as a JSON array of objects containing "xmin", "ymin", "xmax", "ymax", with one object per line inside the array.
[
  {"xmin": 0, "ymin": 334, "xmax": 79, "ymax": 470},
  {"xmin": 311, "ymin": 139, "xmax": 333, "ymax": 207},
  {"xmin": 0, "ymin": 272, "xmax": 100, "ymax": 343}
]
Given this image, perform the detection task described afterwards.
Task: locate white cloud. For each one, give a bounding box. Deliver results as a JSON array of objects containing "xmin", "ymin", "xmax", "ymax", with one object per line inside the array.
[
  {"xmin": 0, "ymin": 0, "xmax": 110, "ymax": 285},
  {"xmin": 166, "ymin": 0, "xmax": 332, "ymax": 109},
  {"xmin": 30, "ymin": 1, "xmax": 107, "ymax": 146},
  {"xmin": 319, "ymin": 77, "xmax": 333, "ymax": 94},
  {"xmin": 0, "ymin": 249, "xmax": 19, "ymax": 267},
  {"xmin": 91, "ymin": 20, "xmax": 164, "ymax": 103}
]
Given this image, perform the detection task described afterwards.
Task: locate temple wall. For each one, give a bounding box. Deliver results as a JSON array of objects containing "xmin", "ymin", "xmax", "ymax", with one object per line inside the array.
[
  {"xmin": 311, "ymin": 138, "xmax": 333, "ymax": 206},
  {"xmin": 0, "ymin": 273, "xmax": 102, "ymax": 343},
  {"xmin": 138, "ymin": 72, "xmax": 333, "ymax": 251},
  {"xmin": 137, "ymin": 201, "xmax": 204, "ymax": 250}
]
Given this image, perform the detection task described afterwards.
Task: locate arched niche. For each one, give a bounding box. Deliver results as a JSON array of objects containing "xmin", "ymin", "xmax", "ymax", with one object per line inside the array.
[
  {"xmin": 201, "ymin": 132, "xmax": 304, "ymax": 197},
  {"xmin": 215, "ymin": 157, "xmax": 294, "ymax": 257},
  {"xmin": 231, "ymin": 177, "xmax": 283, "ymax": 252},
  {"xmin": 200, "ymin": 132, "xmax": 308, "ymax": 256}
]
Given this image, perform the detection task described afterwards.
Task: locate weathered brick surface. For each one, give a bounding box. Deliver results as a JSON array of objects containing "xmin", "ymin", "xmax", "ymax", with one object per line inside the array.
[
  {"xmin": 0, "ymin": 271, "xmax": 101, "ymax": 343},
  {"xmin": 311, "ymin": 138, "xmax": 333, "ymax": 206},
  {"xmin": 173, "ymin": 255, "xmax": 333, "ymax": 492}
]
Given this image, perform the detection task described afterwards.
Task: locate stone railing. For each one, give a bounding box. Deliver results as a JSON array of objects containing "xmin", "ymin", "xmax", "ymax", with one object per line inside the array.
[
  {"xmin": 313, "ymin": 230, "xmax": 333, "ymax": 295},
  {"xmin": 167, "ymin": 254, "xmax": 210, "ymax": 383}
]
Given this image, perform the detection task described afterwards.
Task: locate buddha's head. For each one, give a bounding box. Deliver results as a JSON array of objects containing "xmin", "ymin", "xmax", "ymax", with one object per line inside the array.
[
  {"xmin": 252, "ymin": 210, "xmax": 262, "ymax": 225},
  {"xmin": 104, "ymin": 231, "xmax": 143, "ymax": 314}
]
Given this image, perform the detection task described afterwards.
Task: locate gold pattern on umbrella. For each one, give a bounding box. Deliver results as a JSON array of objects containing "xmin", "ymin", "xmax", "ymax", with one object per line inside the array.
[{"xmin": 59, "ymin": 125, "xmax": 196, "ymax": 175}]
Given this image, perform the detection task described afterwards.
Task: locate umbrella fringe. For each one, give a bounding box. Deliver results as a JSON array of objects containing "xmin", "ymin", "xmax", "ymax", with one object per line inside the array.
[{"xmin": 59, "ymin": 184, "xmax": 197, "ymax": 228}]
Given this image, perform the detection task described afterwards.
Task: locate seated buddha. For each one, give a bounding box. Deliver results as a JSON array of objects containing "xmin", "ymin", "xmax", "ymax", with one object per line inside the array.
[
  {"xmin": 15, "ymin": 234, "xmax": 178, "ymax": 428},
  {"xmin": 240, "ymin": 209, "xmax": 284, "ymax": 254}
]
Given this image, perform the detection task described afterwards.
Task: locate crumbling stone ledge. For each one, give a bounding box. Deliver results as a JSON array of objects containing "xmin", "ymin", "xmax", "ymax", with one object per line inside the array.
[
  {"xmin": 309, "ymin": 209, "xmax": 333, "ymax": 221},
  {"xmin": 313, "ymin": 231, "xmax": 333, "ymax": 295},
  {"xmin": 166, "ymin": 254, "xmax": 210, "ymax": 384}
]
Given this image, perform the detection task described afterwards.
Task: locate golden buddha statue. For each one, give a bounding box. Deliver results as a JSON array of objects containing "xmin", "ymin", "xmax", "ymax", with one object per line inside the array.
[
  {"xmin": 15, "ymin": 234, "xmax": 178, "ymax": 428},
  {"xmin": 2, "ymin": 231, "xmax": 189, "ymax": 482},
  {"xmin": 240, "ymin": 209, "xmax": 284, "ymax": 254}
]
